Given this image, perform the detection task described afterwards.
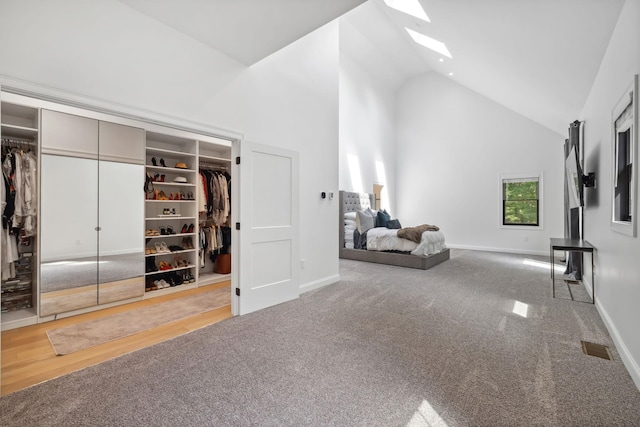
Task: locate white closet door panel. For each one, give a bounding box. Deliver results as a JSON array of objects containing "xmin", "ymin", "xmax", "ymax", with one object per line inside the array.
[
  {"xmin": 99, "ymin": 121, "xmax": 145, "ymax": 164},
  {"xmin": 238, "ymin": 141, "xmax": 299, "ymax": 315},
  {"xmin": 41, "ymin": 109, "xmax": 98, "ymax": 158}
]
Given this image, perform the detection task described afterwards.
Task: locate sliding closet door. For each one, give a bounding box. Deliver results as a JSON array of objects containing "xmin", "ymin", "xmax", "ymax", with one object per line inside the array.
[
  {"xmin": 237, "ymin": 141, "xmax": 299, "ymax": 315},
  {"xmin": 40, "ymin": 155, "xmax": 99, "ymax": 316},
  {"xmin": 97, "ymin": 160, "xmax": 145, "ymax": 303}
]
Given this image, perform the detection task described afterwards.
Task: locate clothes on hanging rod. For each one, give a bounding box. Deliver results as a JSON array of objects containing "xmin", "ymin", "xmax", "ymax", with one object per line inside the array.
[
  {"xmin": 198, "ymin": 168, "xmax": 230, "ymax": 225},
  {"xmin": 1, "ymin": 144, "xmax": 37, "ymax": 281}
]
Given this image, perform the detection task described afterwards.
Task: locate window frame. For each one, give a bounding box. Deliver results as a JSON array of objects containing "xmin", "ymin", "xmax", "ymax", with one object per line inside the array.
[
  {"xmin": 611, "ymin": 75, "xmax": 638, "ymax": 237},
  {"xmin": 499, "ymin": 173, "xmax": 543, "ymax": 230}
]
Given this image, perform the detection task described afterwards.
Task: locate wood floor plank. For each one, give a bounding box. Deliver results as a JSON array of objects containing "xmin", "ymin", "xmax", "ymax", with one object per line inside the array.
[{"xmin": 1, "ymin": 283, "xmax": 232, "ymax": 396}]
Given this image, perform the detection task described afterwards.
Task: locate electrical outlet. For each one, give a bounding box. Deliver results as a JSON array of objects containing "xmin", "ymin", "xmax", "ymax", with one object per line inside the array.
[{"xmin": 300, "ymin": 259, "xmax": 305, "ymax": 269}]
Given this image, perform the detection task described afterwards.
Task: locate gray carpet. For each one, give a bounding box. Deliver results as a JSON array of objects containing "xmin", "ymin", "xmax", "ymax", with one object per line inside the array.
[
  {"xmin": 40, "ymin": 253, "xmax": 144, "ymax": 292},
  {"xmin": 2, "ymin": 250, "xmax": 639, "ymax": 426}
]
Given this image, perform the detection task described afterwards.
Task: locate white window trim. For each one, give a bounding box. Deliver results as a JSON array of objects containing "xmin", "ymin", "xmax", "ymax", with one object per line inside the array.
[
  {"xmin": 499, "ymin": 172, "xmax": 544, "ymax": 230},
  {"xmin": 610, "ymin": 75, "xmax": 638, "ymax": 237}
]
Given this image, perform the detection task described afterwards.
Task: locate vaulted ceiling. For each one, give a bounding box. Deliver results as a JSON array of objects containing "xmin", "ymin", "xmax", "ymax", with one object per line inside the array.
[{"xmin": 117, "ymin": 0, "xmax": 625, "ymax": 136}]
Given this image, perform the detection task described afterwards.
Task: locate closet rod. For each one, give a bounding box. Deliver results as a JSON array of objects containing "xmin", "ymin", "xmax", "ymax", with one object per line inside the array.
[{"xmin": 1, "ymin": 137, "xmax": 37, "ymax": 145}]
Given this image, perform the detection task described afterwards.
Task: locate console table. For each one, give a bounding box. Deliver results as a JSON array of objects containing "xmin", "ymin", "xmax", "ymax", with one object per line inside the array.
[{"xmin": 549, "ymin": 238, "xmax": 595, "ymax": 304}]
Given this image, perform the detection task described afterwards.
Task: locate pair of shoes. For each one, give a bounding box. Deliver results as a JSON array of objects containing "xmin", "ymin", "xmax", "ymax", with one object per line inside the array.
[
  {"xmin": 145, "ymin": 229, "xmax": 160, "ymax": 237},
  {"xmin": 182, "ymin": 237, "xmax": 195, "ymax": 249},
  {"xmin": 174, "ymin": 255, "xmax": 188, "ymax": 268},
  {"xmin": 180, "ymin": 223, "xmax": 195, "ymax": 234},
  {"xmin": 145, "ymin": 247, "xmax": 157, "ymax": 255},
  {"xmin": 159, "ymin": 226, "xmax": 175, "ymax": 235},
  {"xmin": 154, "ymin": 279, "xmax": 170, "ymax": 289},
  {"xmin": 155, "ymin": 242, "xmax": 171, "ymax": 253},
  {"xmin": 158, "ymin": 261, "xmax": 173, "ymax": 271},
  {"xmin": 151, "ymin": 157, "xmax": 167, "ymax": 167},
  {"xmin": 152, "ymin": 174, "xmax": 166, "ymax": 182},
  {"xmin": 168, "ymin": 244, "xmax": 184, "ymax": 252},
  {"xmin": 183, "ymin": 271, "xmax": 195, "ymax": 283},
  {"xmin": 186, "ymin": 191, "xmax": 194, "ymax": 200},
  {"xmin": 145, "ymin": 256, "xmax": 158, "ymax": 273},
  {"xmin": 157, "ymin": 191, "xmax": 169, "ymax": 200}
]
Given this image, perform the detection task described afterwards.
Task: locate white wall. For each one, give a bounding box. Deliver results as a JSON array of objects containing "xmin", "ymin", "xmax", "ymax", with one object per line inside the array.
[
  {"xmin": 0, "ymin": 0, "xmax": 340, "ymax": 289},
  {"xmin": 580, "ymin": 0, "xmax": 640, "ymax": 389},
  {"xmin": 338, "ymin": 18, "xmax": 398, "ymax": 213},
  {"xmin": 396, "ymin": 72, "xmax": 565, "ymax": 255}
]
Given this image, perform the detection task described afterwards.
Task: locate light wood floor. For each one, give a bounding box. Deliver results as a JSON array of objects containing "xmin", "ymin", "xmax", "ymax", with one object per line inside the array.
[{"xmin": 1, "ymin": 282, "xmax": 232, "ymax": 396}]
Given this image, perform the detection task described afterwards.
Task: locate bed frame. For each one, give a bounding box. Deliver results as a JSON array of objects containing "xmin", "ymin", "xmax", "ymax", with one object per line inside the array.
[{"xmin": 338, "ymin": 191, "xmax": 450, "ymax": 270}]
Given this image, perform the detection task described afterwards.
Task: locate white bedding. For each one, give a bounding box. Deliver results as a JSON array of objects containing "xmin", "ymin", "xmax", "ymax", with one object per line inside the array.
[{"xmin": 366, "ymin": 227, "xmax": 446, "ymax": 256}]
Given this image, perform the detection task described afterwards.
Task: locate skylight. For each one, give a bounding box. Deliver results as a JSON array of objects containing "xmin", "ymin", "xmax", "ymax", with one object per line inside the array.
[
  {"xmin": 383, "ymin": 0, "xmax": 430, "ymax": 22},
  {"xmin": 406, "ymin": 28, "xmax": 452, "ymax": 58}
]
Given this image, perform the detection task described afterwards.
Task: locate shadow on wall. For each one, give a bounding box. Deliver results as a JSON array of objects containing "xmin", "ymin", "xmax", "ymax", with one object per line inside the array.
[{"xmin": 585, "ymin": 142, "xmax": 601, "ymax": 208}]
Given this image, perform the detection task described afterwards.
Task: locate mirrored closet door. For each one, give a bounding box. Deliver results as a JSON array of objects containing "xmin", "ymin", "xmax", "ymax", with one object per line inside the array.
[{"xmin": 39, "ymin": 109, "xmax": 145, "ymax": 317}]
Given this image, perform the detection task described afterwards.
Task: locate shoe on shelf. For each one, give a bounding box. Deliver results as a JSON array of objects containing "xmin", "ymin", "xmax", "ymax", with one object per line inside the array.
[
  {"xmin": 160, "ymin": 158, "xmax": 166, "ymax": 167},
  {"xmin": 160, "ymin": 174, "xmax": 166, "ymax": 182},
  {"xmin": 151, "ymin": 157, "xmax": 157, "ymax": 166},
  {"xmin": 157, "ymin": 191, "xmax": 169, "ymax": 200},
  {"xmin": 145, "ymin": 229, "xmax": 160, "ymax": 237},
  {"xmin": 187, "ymin": 223, "xmax": 195, "ymax": 233},
  {"xmin": 181, "ymin": 224, "xmax": 188, "ymax": 234},
  {"xmin": 160, "ymin": 241, "xmax": 171, "ymax": 253},
  {"xmin": 167, "ymin": 226, "xmax": 175, "ymax": 235},
  {"xmin": 187, "ymin": 191, "xmax": 194, "ymax": 200}
]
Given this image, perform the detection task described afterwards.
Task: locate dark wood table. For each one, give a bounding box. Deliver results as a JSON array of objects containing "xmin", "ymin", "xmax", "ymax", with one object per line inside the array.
[{"xmin": 550, "ymin": 238, "xmax": 595, "ymax": 304}]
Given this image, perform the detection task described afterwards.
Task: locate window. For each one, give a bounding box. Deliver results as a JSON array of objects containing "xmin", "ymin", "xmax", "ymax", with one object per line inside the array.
[
  {"xmin": 501, "ymin": 175, "xmax": 541, "ymax": 227},
  {"xmin": 611, "ymin": 75, "xmax": 638, "ymax": 237}
]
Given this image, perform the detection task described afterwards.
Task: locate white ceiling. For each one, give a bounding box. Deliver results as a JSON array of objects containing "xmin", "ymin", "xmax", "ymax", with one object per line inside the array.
[
  {"xmin": 362, "ymin": 0, "xmax": 625, "ymax": 135},
  {"xmin": 118, "ymin": 0, "xmax": 624, "ymax": 136},
  {"xmin": 117, "ymin": 0, "xmax": 366, "ymax": 65}
]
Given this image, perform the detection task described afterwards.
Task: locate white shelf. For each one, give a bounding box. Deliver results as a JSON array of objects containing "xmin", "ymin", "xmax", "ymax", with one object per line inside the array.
[
  {"xmin": 145, "ymin": 216, "xmax": 196, "ymax": 221},
  {"xmin": 1, "ymin": 123, "xmax": 38, "ymax": 139},
  {"xmin": 199, "ymin": 154, "xmax": 231, "ymax": 163},
  {"xmin": 150, "ymin": 182, "xmax": 195, "ymax": 187},
  {"xmin": 146, "ymin": 147, "xmax": 196, "ymax": 157},
  {"xmin": 1, "ymin": 308, "xmax": 38, "ymax": 331},
  {"xmin": 198, "ymin": 272, "xmax": 231, "ymax": 286},
  {"xmin": 145, "ymin": 264, "xmax": 196, "ymax": 276},
  {"xmin": 145, "ymin": 249, "xmax": 196, "ymax": 257},
  {"xmin": 145, "ymin": 232, "xmax": 196, "ymax": 239},
  {"xmin": 145, "ymin": 199, "xmax": 194, "ymax": 203},
  {"xmin": 146, "ymin": 165, "xmax": 195, "ymax": 173}
]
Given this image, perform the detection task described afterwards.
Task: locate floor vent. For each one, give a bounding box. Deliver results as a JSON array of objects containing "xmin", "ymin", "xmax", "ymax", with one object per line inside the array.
[{"xmin": 581, "ymin": 341, "xmax": 613, "ymax": 361}]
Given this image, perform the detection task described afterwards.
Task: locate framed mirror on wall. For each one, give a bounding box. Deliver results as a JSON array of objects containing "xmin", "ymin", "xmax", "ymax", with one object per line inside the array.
[{"xmin": 611, "ymin": 74, "xmax": 638, "ymax": 237}]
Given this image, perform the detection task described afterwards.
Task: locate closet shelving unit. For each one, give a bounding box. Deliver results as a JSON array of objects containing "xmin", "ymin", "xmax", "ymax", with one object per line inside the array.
[
  {"xmin": 1, "ymin": 101, "xmax": 39, "ymax": 329},
  {"xmin": 144, "ymin": 133, "xmax": 198, "ymax": 295},
  {"xmin": 197, "ymin": 141, "xmax": 232, "ymax": 286}
]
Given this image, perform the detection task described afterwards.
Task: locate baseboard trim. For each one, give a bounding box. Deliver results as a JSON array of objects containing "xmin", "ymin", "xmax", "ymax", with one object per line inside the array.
[
  {"xmin": 596, "ymin": 300, "xmax": 640, "ymax": 391},
  {"xmin": 300, "ymin": 274, "xmax": 340, "ymax": 293},
  {"xmin": 446, "ymin": 244, "xmax": 548, "ymax": 256}
]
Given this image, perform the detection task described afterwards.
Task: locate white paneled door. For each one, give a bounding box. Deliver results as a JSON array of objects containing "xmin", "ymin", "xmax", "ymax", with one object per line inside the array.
[{"xmin": 238, "ymin": 142, "xmax": 299, "ymax": 315}]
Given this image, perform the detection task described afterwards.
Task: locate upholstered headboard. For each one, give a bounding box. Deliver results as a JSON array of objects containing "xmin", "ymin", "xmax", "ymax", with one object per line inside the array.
[{"xmin": 339, "ymin": 191, "xmax": 375, "ymax": 250}]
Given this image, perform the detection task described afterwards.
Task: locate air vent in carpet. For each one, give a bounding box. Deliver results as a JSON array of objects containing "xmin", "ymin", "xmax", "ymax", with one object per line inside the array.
[{"xmin": 581, "ymin": 341, "xmax": 613, "ymax": 360}]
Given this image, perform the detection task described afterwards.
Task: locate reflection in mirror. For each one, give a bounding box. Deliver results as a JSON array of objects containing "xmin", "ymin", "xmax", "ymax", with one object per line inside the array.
[
  {"xmin": 98, "ymin": 161, "xmax": 144, "ymax": 303},
  {"xmin": 40, "ymin": 155, "xmax": 99, "ymax": 316},
  {"xmin": 40, "ymin": 156, "xmax": 145, "ymax": 316}
]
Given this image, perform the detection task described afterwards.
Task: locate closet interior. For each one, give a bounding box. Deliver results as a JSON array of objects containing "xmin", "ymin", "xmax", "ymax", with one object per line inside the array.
[
  {"xmin": 1, "ymin": 102, "xmax": 39, "ymax": 321},
  {"xmin": 0, "ymin": 92, "xmax": 234, "ymax": 331}
]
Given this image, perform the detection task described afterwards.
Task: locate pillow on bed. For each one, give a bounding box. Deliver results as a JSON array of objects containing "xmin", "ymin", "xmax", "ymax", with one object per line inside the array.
[
  {"xmin": 376, "ymin": 209, "xmax": 391, "ymax": 227},
  {"xmin": 386, "ymin": 219, "xmax": 402, "ymax": 229},
  {"xmin": 356, "ymin": 209, "xmax": 376, "ymax": 233},
  {"xmin": 344, "ymin": 211, "xmax": 357, "ymax": 220}
]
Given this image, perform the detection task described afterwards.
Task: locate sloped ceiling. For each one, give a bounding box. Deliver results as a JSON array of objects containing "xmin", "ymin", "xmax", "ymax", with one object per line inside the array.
[
  {"xmin": 117, "ymin": 0, "xmax": 366, "ymax": 66},
  {"xmin": 369, "ymin": 0, "xmax": 625, "ymax": 135},
  {"xmin": 118, "ymin": 0, "xmax": 624, "ymax": 136}
]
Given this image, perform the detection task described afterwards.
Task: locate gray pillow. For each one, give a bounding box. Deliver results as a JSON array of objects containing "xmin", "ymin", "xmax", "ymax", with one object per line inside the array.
[
  {"xmin": 386, "ymin": 219, "xmax": 402, "ymax": 229},
  {"xmin": 356, "ymin": 210, "xmax": 376, "ymax": 233}
]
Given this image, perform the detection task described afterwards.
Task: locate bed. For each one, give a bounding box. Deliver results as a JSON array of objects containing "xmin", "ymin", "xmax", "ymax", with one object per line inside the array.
[{"xmin": 339, "ymin": 191, "xmax": 450, "ymax": 270}]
